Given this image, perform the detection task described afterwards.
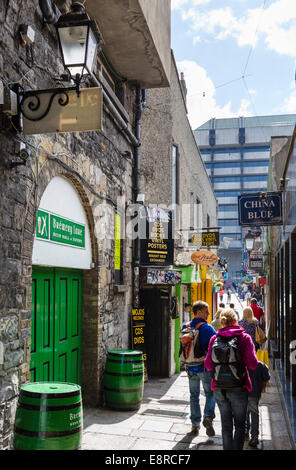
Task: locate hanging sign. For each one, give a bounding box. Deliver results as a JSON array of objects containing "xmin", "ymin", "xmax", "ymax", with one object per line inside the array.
[
  {"xmin": 36, "ymin": 209, "xmax": 85, "ymax": 248},
  {"xmin": 191, "ymin": 250, "xmax": 218, "ymax": 266},
  {"xmin": 146, "ymin": 269, "xmax": 181, "ymax": 285},
  {"xmin": 191, "ymin": 231, "xmax": 220, "ymax": 247},
  {"xmin": 238, "ymin": 192, "xmax": 283, "ymax": 226},
  {"xmin": 139, "ymin": 207, "xmax": 173, "ymax": 267},
  {"xmin": 249, "ymin": 257, "xmax": 264, "ymax": 271},
  {"xmin": 23, "ymin": 87, "xmax": 103, "ymax": 135},
  {"xmin": 131, "ymin": 308, "xmax": 147, "ymax": 381}
]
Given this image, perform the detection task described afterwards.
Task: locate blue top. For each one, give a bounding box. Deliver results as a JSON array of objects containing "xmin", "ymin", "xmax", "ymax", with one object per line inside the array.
[
  {"xmin": 238, "ymin": 318, "xmax": 257, "ymax": 347},
  {"xmin": 182, "ymin": 317, "xmax": 216, "ymax": 373},
  {"xmin": 248, "ymin": 361, "xmax": 270, "ymax": 397}
]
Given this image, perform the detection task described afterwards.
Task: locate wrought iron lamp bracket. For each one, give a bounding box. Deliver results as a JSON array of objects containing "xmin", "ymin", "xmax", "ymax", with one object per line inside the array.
[{"xmin": 11, "ymin": 83, "xmax": 78, "ymax": 124}]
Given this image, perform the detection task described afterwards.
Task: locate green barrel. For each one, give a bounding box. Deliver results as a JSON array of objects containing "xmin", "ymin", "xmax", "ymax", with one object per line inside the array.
[
  {"xmin": 104, "ymin": 350, "xmax": 144, "ymax": 411},
  {"xmin": 13, "ymin": 382, "xmax": 82, "ymax": 450}
]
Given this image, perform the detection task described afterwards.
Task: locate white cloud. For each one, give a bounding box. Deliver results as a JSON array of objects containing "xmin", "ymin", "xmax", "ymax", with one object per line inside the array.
[
  {"xmin": 172, "ymin": 0, "xmax": 211, "ymax": 10},
  {"xmin": 281, "ymin": 91, "xmax": 296, "ymax": 113},
  {"xmin": 180, "ymin": 0, "xmax": 296, "ymax": 57},
  {"xmin": 177, "ymin": 60, "xmax": 252, "ymax": 128}
]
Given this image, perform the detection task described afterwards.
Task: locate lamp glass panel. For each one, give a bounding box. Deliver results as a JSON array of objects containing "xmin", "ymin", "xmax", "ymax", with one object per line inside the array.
[
  {"xmin": 85, "ymin": 28, "xmax": 97, "ymax": 73},
  {"xmin": 245, "ymin": 238, "xmax": 254, "ymax": 251},
  {"xmin": 58, "ymin": 25, "xmax": 88, "ymax": 76}
]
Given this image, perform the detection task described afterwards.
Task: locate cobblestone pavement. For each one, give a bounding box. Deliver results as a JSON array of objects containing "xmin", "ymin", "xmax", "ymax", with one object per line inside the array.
[{"xmin": 82, "ymin": 293, "xmax": 295, "ymax": 451}]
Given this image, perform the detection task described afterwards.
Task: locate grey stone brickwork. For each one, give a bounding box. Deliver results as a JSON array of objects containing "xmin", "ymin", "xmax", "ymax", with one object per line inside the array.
[
  {"xmin": 0, "ymin": 0, "xmax": 138, "ymax": 448},
  {"xmin": 140, "ymin": 51, "xmax": 217, "ymax": 237}
]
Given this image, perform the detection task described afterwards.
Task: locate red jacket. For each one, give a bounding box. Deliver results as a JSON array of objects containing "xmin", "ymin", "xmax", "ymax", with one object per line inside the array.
[{"xmin": 250, "ymin": 304, "xmax": 264, "ymax": 322}]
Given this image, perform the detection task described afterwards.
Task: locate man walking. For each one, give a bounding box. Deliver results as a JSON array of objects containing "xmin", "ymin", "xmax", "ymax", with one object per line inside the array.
[{"xmin": 183, "ymin": 300, "xmax": 216, "ymax": 436}]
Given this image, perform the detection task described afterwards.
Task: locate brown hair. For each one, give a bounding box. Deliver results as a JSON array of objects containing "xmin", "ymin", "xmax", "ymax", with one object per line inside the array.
[{"xmin": 192, "ymin": 301, "xmax": 208, "ymax": 315}]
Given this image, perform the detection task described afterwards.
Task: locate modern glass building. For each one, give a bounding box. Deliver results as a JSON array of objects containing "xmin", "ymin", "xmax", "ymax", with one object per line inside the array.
[{"xmin": 194, "ymin": 115, "xmax": 296, "ymax": 283}]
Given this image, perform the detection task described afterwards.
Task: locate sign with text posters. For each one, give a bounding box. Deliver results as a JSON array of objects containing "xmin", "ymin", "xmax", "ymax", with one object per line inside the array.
[
  {"xmin": 191, "ymin": 231, "xmax": 220, "ymax": 247},
  {"xmin": 139, "ymin": 207, "xmax": 174, "ymax": 267},
  {"xmin": 131, "ymin": 308, "xmax": 147, "ymax": 381},
  {"xmin": 238, "ymin": 192, "xmax": 283, "ymax": 226}
]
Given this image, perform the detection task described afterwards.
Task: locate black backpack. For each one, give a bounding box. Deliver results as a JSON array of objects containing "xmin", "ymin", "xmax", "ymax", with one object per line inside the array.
[{"xmin": 211, "ymin": 335, "xmax": 246, "ymax": 389}]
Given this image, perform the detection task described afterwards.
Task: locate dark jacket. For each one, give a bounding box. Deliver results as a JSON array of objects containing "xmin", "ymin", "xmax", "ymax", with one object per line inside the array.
[{"xmin": 248, "ymin": 361, "xmax": 270, "ymax": 398}]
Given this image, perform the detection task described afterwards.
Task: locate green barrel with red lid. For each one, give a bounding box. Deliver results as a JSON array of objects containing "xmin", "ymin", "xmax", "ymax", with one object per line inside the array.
[
  {"xmin": 13, "ymin": 382, "xmax": 82, "ymax": 450},
  {"xmin": 104, "ymin": 349, "xmax": 144, "ymax": 410}
]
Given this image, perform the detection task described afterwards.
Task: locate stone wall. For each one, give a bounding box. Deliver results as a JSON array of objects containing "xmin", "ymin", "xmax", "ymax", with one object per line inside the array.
[
  {"xmin": 0, "ymin": 0, "xmax": 136, "ymax": 448},
  {"xmin": 140, "ymin": 51, "xmax": 217, "ymax": 231}
]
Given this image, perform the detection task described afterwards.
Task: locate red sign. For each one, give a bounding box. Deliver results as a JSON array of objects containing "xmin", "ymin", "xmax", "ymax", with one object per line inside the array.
[{"xmin": 259, "ymin": 278, "xmax": 266, "ymax": 286}]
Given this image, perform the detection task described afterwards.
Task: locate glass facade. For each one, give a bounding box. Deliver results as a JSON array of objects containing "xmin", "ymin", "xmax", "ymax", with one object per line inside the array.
[
  {"xmin": 203, "ymin": 147, "xmax": 270, "ymax": 257},
  {"xmin": 195, "ymin": 115, "xmax": 296, "ymax": 281}
]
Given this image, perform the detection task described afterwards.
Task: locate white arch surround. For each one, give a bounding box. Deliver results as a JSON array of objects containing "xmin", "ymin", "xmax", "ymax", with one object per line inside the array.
[{"xmin": 32, "ymin": 175, "xmax": 92, "ymax": 269}]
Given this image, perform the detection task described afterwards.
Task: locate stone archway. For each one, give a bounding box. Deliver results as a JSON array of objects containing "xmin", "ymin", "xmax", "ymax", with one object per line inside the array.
[{"xmin": 21, "ymin": 159, "xmax": 102, "ymax": 406}]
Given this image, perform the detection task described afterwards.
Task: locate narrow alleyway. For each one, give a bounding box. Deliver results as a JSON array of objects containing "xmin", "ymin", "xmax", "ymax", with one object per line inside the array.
[{"xmin": 81, "ymin": 293, "xmax": 295, "ymax": 451}]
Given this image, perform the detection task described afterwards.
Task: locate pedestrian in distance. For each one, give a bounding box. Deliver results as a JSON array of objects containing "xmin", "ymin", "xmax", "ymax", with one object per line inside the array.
[
  {"xmin": 219, "ymin": 289, "xmax": 224, "ymax": 304},
  {"xmin": 227, "ymin": 289, "xmax": 231, "ymax": 304},
  {"xmin": 229, "ymin": 302, "xmax": 239, "ymax": 320},
  {"xmin": 205, "ymin": 308, "xmax": 258, "ymax": 450},
  {"xmin": 211, "ymin": 308, "xmax": 223, "ymax": 331},
  {"xmin": 183, "ymin": 303, "xmax": 191, "ymax": 323},
  {"xmin": 182, "ymin": 300, "xmax": 217, "ymax": 437},
  {"xmin": 239, "ymin": 307, "xmax": 259, "ymax": 351},
  {"xmin": 245, "ymin": 291, "xmax": 251, "ymax": 306},
  {"xmin": 250, "ymin": 298, "xmax": 265, "ymax": 330},
  {"xmin": 246, "ymin": 361, "xmax": 270, "ymax": 448}
]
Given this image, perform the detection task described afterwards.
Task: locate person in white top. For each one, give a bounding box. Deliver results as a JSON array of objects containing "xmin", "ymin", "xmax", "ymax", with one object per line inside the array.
[{"xmin": 245, "ymin": 291, "xmax": 251, "ymax": 306}]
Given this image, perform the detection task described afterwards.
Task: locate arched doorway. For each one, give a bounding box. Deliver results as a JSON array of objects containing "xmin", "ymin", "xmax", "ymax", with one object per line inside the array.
[{"xmin": 30, "ymin": 176, "xmax": 93, "ymax": 384}]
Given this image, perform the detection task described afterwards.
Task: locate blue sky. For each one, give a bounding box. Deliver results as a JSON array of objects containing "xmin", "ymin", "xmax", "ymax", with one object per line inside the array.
[{"xmin": 171, "ymin": 0, "xmax": 296, "ymax": 129}]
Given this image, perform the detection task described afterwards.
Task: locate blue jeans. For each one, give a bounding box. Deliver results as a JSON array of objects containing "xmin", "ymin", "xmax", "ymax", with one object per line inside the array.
[
  {"xmin": 187, "ymin": 370, "xmax": 216, "ymax": 426},
  {"xmin": 214, "ymin": 388, "xmax": 248, "ymax": 450},
  {"xmin": 246, "ymin": 397, "xmax": 260, "ymax": 439}
]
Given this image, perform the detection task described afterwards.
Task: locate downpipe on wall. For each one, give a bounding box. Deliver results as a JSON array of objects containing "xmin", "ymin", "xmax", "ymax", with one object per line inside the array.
[{"xmin": 133, "ymin": 85, "xmax": 146, "ymax": 310}]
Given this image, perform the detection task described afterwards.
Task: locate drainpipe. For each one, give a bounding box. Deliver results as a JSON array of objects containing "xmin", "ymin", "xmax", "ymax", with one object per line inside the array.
[
  {"xmin": 133, "ymin": 85, "xmax": 146, "ymax": 309},
  {"xmin": 38, "ymin": 0, "xmax": 59, "ymax": 24},
  {"xmin": 89, "ymin": 72, "xmax": 139, "ymax": 147}
]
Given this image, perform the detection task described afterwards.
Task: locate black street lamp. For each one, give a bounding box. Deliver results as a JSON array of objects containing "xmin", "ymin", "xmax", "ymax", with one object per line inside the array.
[
  {"xmin": 244, "ymin": 230, "xmax": 255, "ymax": 252},
  {"xmin": 55, "ymin": 1, "xmax": 102, "ymax": 96}
]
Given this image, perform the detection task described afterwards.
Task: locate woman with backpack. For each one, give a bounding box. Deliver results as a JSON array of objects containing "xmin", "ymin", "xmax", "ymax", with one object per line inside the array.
[{"xmin": 204, "ymin": 308, "xmax": 258, "ymax": 450}]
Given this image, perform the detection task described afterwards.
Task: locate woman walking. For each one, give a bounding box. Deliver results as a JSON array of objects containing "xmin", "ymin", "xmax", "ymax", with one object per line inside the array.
[
  {"xmin": 205, "ymin": 309, "xmax": 258, "ymax": 450},
  {"xmin": 211, "ymin": 308, "xmax": 223, "ymax": 331},
  {"xmin": 238, "ymin": 307, "xmax": 259, "ymax": 351}
]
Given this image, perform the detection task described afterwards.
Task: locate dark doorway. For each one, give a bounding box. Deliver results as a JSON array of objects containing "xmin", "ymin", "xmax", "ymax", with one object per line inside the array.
[{"xmin": 140, "ymin": 288, "xmax": 170, "ymax": 377}]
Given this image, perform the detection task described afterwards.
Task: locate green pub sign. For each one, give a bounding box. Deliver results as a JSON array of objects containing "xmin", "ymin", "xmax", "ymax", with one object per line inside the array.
[{"xmin": 36, "ymin": 209, "xmax": 85, "ymax": 248}]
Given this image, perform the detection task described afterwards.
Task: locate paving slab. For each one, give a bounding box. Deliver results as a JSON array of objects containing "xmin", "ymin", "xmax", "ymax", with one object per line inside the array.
[
  {"xmin": 82, "ymin": 360, "xmax": 294, "ymax": 451},
  {"xmin": 82, "ymin": 433, "xmax": 137, "ymax": 450}
]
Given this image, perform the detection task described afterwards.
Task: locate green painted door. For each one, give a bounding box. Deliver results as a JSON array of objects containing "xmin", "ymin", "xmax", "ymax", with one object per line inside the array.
[{"xmin": 30, "ymin": 267, "xmax": 83, "ymax": 385}]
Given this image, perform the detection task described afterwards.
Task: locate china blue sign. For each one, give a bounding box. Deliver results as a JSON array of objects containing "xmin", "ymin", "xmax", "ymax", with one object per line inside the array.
[{"xmin": 238, "ymin": 192, "xmax": 283, "ymax": 226}]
